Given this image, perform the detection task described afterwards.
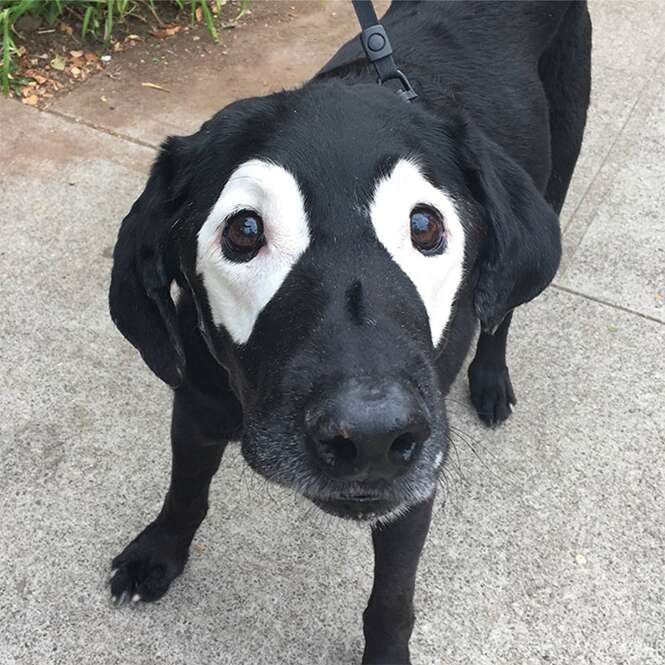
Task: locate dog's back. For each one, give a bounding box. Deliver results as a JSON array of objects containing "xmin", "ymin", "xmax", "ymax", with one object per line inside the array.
[{"xmin": 320, "ymin": 1, "xmax": 591, "ymax": 201}]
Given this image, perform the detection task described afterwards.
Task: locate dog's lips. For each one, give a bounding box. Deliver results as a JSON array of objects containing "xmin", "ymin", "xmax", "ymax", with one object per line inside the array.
[
  {"xmin": 311, "ymin": 495, "xmax": 396, "ymax": 521},
  {"xmin": 338, "ymin": 492, "xmax": 381, "ymax": 502}
]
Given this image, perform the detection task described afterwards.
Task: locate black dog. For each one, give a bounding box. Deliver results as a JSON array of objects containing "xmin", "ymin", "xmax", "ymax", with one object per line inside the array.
[{"xmin": 108, "ymin": 2, "xmax": 590, "ymax": 662}]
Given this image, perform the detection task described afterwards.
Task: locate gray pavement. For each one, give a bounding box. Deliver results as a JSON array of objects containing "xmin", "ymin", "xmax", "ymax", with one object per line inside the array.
[{"xmin": 1, "ymin": 2, "xmax": 664, "ymax": 664}]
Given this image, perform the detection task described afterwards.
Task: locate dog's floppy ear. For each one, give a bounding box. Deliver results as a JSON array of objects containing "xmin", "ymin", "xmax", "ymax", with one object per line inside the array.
[
  {"xmin": 109, "ymin": 136, "xmax": 192, "ymax": 387},
  {"xmin": 462, "ymin": 124, "xmax": 561, "ymax": 334}
]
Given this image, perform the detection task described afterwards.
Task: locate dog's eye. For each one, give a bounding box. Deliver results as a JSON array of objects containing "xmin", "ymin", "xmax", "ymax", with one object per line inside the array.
[
  {"xmin": 222, "ymin": 210, "xmax": 264, "ymax": 261},
  {"xmin": 410, "ymin": 205, "xmax": 445, "ymax": 255}
]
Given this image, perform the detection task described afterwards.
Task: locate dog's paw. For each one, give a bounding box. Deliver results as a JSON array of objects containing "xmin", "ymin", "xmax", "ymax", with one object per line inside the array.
[
  {"xmin": 468, "ymin": 361, "xmax": 516, "ymax": 427},
  {"xmin": 109, "ymin": 522, "xmax": 189, "ymax": 606}
]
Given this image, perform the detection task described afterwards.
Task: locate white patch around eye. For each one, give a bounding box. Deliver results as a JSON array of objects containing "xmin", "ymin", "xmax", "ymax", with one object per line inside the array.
[
  {"xmin": 196, "ymin": 159, "xmax": 310, "ymax": 344},
  {"xmin": 368, "ymin": 159, "xmax": 466, "ymax": 347}
]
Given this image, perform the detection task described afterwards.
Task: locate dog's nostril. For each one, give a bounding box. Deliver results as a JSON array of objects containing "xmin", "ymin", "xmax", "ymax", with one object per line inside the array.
[
  {"xmin": 389, "ymin": 433, "xmax": 418, "ymax": 465},
  {"xmin": 306, "ymin": 380, "xmax": 431, "ymax": 480},
  {"xmin": 318, "ymin": 435, "xmax": 357, "ymax": 467}
]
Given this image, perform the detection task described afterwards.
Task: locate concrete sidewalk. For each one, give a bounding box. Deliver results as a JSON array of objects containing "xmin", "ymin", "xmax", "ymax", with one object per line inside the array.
[{"xmin": 1, "ymin": 2, "xmax": 663, "ymax": 664}]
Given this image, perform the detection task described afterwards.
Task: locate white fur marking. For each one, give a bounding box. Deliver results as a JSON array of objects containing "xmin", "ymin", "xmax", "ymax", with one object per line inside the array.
[
  {"xmin": 434, "ymin": 451, "xmax": 444, "ymax": 468},
  {"xmin": 197, "ymin": 160, "xmax": 310, "ymax": 344},
  {"xmin": 368, "ymin": 159, "xmax": 466, "ymax": 346}
]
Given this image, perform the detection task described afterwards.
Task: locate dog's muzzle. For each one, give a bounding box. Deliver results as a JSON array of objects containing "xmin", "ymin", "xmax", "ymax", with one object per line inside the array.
[{"xmin": 304, "ymin": 378, "xmax": 431, "ymax": 506}]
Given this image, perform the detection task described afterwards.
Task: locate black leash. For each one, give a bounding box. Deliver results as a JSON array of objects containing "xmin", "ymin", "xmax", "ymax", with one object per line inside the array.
[{"xmin": 352, "ymin": 0, "xmax": 417, "ymax": 102}]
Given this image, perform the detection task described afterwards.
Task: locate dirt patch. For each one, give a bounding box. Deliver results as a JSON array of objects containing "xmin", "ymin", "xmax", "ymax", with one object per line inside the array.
[
  {"xmin": 46, "ymin": 1, "xmax": 365, "ymax": 147},
  {"xmin": 8, "ymin": 1, "xmax": 256, "ymax": 109}
]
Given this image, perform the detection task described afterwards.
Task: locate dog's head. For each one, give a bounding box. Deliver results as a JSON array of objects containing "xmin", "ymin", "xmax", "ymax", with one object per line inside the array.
[{"xmin": 110, "ymin": 82, "xmax": 560, "ymax": 521}]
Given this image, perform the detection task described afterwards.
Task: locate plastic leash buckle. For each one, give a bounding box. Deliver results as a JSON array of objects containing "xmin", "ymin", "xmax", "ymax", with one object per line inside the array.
[{"xmin": 359, "ymin": 24, "xmax": 417, "ymax": 102}]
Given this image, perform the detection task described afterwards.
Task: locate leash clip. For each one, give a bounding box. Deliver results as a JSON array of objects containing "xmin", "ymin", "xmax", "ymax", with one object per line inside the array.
[
  {"xmin": 354, "ymin": 2, "xmax": 417, "ymax": 103},
  {"xmin": 380, "ymin": 68, "xmax": 418, "ymax": 103}
]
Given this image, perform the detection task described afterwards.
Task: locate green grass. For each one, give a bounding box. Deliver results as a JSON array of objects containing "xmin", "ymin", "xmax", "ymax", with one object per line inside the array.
[{"xmin": 0, "ymin": 0, "xmax": 237, "ymax": 96}]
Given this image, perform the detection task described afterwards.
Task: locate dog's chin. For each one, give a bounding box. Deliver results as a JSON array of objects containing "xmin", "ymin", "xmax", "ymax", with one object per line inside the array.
[{"xmin": 311, "ymin": 496, "xmax": 402, "ymax": 522}]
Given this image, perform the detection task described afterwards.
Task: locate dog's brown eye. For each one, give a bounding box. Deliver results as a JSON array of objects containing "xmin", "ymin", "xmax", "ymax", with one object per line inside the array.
[
  {"xmin": 222, "ymin": 210, "xmax": 264, "ymax": 261},
  {"xmin": 410, "ymin": 206, "xmax": 445, "ymax": 255}
]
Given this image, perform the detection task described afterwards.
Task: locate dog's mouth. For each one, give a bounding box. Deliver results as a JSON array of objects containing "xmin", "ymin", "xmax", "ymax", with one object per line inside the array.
[{"xmin": 311, "ymin": 493, "xmax": 397, "ymax": 521}]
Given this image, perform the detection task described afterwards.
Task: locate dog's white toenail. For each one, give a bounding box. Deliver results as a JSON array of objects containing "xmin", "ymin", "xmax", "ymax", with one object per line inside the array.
[{"xmin": 113, "ymin": 590, "xmax": 128, "ymax": 606}]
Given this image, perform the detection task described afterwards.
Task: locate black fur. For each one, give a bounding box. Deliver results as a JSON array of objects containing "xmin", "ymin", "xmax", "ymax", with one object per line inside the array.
[{"xmin": 108, "ymin": 2, "xmax": 591, "ymax": 661}]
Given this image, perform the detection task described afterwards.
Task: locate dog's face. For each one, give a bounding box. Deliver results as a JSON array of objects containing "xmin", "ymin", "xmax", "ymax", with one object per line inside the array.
[
  {"xmin": 110, "ymin": 82, "xmax": 560, "ymax": 521},
  {"xmin": 189, "ymin": 87, "xmax": 472, "ymax": 521}
]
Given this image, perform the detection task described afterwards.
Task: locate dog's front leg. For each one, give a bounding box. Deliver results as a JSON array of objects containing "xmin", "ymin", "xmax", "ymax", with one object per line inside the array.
[
  {"xmin": 362, "ymin": 496, "xmax": 434, "ymax": 665},
  {"xmin": 109, "ymin": 387, "xmax": 231, "ymax": 604},
  {"xmin": 468, "ymin": 312, "xmax": 516, "ymax": 426}
]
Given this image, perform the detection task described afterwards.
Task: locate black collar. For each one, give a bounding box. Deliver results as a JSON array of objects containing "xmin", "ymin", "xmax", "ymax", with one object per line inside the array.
[{"xmin": 352, "ymin": 0, "xmax": 417, "ymax": 102}]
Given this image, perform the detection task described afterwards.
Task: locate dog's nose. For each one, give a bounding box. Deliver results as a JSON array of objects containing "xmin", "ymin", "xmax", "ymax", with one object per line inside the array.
[{"xmin": 305, "ymin": 380, "xmax": 431, "ymax": 481}]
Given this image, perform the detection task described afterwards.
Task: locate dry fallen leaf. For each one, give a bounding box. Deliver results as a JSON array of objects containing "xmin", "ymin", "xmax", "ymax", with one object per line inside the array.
[
  {"xmin": 70, "ymin": 50, "xmax": 84, "ymax": 58},
  {"xmin": 195, "ymin": 6, "xmax": 203, "ymax": 22},
  {"xmin": 23, "ymin": 95, "xmax": 39, "ymax": 106},
  {"xmin": 84, "ymin": 52, "xmax": 98, "ymax": 62},
  {"xmin": 50, "ymin": 54, "xmax": 66, "ymax": 71},
  {"xmin": 70, "ymin": 66, "xmax": 82, "ymax": 78},
  {"xmin": 141, "ymin": 82, "xmax": 170, "ymax": 92},
  {"xmin": 59, "ymin": 22, "xmax": 73, "ymax": 35},
  {"xmin": 100, "ymin": 95, "xmax": 108, "ymax": 103},
  {"xmin": 152, "ymin": 25, "xmax": 181, "ymax": 39}
]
